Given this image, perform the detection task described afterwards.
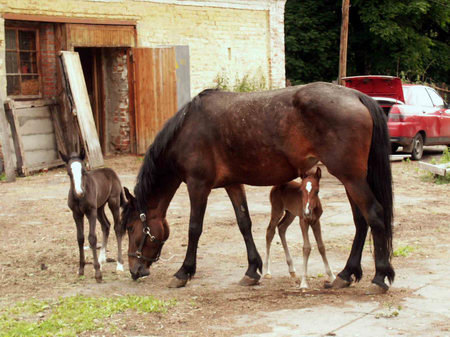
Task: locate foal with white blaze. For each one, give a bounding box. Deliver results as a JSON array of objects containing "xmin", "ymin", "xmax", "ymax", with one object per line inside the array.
[
  {"xmin": 263, "ymin": 167, "xmax": 335, "ymax": 289},
  {"xmin": 60, "ymin": 150, "xmax": 126, "ymax": 282}
]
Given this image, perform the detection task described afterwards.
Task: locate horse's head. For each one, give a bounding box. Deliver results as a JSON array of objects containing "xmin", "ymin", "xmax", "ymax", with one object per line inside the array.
[
  {"xmin": 121, "ymin": 187, "xmax": 169, "ymax": 280},
  {"xmin": 300, "ymin": 167, "xmax": 321, "ymax": 220},
  {"xmin": 59, "ymin": 149, "xmax": 88, "ymax": 198}
]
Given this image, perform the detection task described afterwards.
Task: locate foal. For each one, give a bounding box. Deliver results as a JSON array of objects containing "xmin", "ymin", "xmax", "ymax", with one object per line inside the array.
[
  {"xmin": 60, "ymin": 150, "xmax": 125, "ymax": 282},
  {"xmin": 263, "ymin": 167, "xmax": 335, "ymax": 289}
]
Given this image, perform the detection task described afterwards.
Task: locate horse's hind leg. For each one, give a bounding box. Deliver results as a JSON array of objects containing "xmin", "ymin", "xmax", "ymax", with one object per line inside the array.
[
  {"xmin": 108, "ymin": 197, "xmax": 124, "ymax": 272},
  {"xmin": 97, "ymin": 205, "xmax": 111, "ymax": 269},
  {"xmin": 337, "ymin": 180, "xmax": 394, "ymax": 290},
  {"xmin": 73, "ymin": 212, "xmax": 85, "ymax": 276},
  {"xmin": 277, "ymin": 212, "xmax": 297, "ymax": 277},
  {"xmin": 226, "ymin": 184, "xmax": 262, "ymax": 286},
  {"xmin": 87, "ymin": 210, "xmax": 102, "ymax": 282},
  {"xmin": 311, "ymin": 220, "xmax": 335, "ymax": 284}
]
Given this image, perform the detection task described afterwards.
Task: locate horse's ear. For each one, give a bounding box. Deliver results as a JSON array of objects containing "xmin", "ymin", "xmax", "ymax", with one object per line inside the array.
[
  {"xmin": 79, "ymin": 148, "xmax": 86, "ymax": 161},
  {"xmin": 124, "ymin": 187, "xmax": 135, "ymax": 205},
  {"xmin": 59, "ymin": 151, "xmax": 69, "ymax": 163},
  {"xmin": 315, "ymin": 167, "xmax": 322, "ymax": 180}
]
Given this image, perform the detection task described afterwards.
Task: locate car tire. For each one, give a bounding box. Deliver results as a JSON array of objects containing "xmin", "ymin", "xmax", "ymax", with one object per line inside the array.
[
  {"xmin": 411, "ymin": 133, "xmax": 424, "ymax": 160},
  {"xmin": 391, "ymin": 144, "xmax": 400, "ymax": 154}
]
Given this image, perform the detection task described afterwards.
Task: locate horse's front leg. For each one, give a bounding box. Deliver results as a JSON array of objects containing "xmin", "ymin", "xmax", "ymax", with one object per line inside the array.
[
  {"xmin": 72, "ymin": 211, "xmax": 85, "ymax": 276},
  {"xmin": 226, "ymin": 184, "xmax": 262, "ymax": 286},
  {"xmin": 169, "ymin": 180, "xmax": 210, "ymax": 288},
  {"xmin": 87, "ymin": 209, "xmax": 102, "ymax": 283}
]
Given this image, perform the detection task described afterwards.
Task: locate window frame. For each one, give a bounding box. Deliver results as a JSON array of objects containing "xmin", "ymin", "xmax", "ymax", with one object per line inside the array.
[{"xmin": 5, "ymin": 25, "xmax": 42, "ymax": 99}]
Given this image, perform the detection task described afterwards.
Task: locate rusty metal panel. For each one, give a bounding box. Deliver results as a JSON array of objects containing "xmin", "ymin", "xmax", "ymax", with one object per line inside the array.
[
  {"xmin": 132, "ymin": 47, "xmax": 177, "ymax": 154},
  {"xmin": 67, "ymin": 24, "xmax": 136, "ymax": 49}
]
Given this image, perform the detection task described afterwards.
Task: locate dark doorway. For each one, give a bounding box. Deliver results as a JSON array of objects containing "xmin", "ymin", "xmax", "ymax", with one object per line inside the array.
[{"xmin": 75, "ymin": 47, "xmax": 105, "ymax": 153}]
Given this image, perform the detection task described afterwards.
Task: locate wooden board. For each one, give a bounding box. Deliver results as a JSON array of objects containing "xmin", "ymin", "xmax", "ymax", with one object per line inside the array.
[
  {"xmin": 131, "ymin": 47, "xmax": 178, "ymax": 154},
  {"xmin": 418, "ymin": 161, "xmax": 450, "ymax": 176},
  {"xmin": 60, "ymin": 51, "xmax": 104, "ymax": 168},
  {"xmin": 4, "ymin": 100, "xmax": 63, "ymax": 176}
]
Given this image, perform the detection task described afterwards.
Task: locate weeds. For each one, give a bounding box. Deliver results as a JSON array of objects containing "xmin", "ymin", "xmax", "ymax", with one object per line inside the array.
[
  {"xmin": 420, "ymin": 147, "xmax": 450, "ymax": 184},
  {"xmin": 375, "ymin": 303, "xmax": 402, "ymax": 319},
  {"xmin": 0, "ymin": 173, "xmax": 5, "ymax": 181},
  {"xmin": 393, "ymin": 245, "xmax": 415, "ymax": 257},
  {"xmin": 214, "ymin": 70, "xmax": 267, "ymax": 92},
  {"xmin": 0, "ymin": 295, "xmax": 175, "ymax": 337}
]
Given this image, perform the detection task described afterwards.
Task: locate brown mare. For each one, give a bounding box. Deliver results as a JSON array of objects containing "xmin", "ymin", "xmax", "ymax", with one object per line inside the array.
[
  {"xmin": 262, "ymin": 167, "xmax": 335, "ymax": 289},
  {"xmin": 60, "ymin": 150, "xmax": 125, "ymax": 282},
  {"xmin": 121, "ymin": 82, "xmax": 394, "ymax": 291}
]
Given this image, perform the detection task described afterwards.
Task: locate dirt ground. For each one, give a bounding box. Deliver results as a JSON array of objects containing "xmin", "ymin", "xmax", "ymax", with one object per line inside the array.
[{"xmin": 1, "ymin": 147, "xmax": 449, "ymax": 336}]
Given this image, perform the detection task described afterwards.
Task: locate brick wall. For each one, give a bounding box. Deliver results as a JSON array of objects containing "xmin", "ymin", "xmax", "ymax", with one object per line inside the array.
[
  {"xmin": 39, "ymin": 23, "xmax": 58, "ymax": 98},
  {"xmin": 105, "ymin": 48, "xmax": 130, "ymax": 153},
  {"xmin": 1, "ymin": 0, "xmax": 287, "ymax": 96}
]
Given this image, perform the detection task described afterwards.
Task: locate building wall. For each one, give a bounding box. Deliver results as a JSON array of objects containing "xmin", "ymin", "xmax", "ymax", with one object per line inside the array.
[{"xmin": 0, "ymin": 0, "xmax": 287, "ymax": 97}]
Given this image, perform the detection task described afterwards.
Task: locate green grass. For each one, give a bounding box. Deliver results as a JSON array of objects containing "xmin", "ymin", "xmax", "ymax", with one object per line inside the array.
[
  {"xmin": 0, "ymin": 173, "xmax": 5, "ymax": 181},
  {"xmin": 214, "ymin": 70, "xmax": 267, "ymax": 92},
  {"xmin": 0, "ymin": 295, "xmax": 175, "ymax": 337},
  {"xmin": 393, "ymin": 245, "xmax": 415, "ymax": 257}
]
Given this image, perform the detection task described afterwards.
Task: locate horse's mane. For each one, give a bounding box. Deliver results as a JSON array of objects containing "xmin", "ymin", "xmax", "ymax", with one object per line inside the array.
[{"xmin": 133, "ymin": 89, "xmax": 218, "ymax": 212}]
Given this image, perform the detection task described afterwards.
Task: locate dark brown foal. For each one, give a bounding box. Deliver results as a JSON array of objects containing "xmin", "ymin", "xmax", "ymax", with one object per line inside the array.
[
  {"xmin": 263, "ymin": 167, "xmax": 335, "ymax": 289},
  {"xmin": 60, "ymin": 150, "xmax": 125, "ymax": 282}
]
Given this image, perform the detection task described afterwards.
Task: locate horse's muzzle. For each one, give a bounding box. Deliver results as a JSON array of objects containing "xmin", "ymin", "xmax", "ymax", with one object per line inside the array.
[{"xmin": 130, "ymin": 264, "xmax": 150, "ymax": 280}]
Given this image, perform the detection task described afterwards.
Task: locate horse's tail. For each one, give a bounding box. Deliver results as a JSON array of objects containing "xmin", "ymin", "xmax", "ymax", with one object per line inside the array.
[{"xmin": 358, "ymin": 93, "xmax": 395, "ymax": 283}]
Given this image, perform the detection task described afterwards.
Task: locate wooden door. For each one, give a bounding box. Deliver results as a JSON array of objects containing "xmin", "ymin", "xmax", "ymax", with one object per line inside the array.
[{"xmin": 130, "ymin": 47, "xmax": 177, "ymax": 154}]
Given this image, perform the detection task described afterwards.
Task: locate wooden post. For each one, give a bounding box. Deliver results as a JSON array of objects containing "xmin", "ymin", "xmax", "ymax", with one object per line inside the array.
[
  {"xmin": 338, "ymin": 0, "xmax": 350, "ymax": 85},
  {"xmin": 0, "ymin": 99, "xmax": 16, "ymax": 182}
]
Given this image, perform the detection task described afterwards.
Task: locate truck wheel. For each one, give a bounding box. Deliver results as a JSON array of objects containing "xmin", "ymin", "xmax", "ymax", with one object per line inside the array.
[
  {"xmin": 411, "ymin": 133, "xmax": 424, "ymax": 160},
  {"xmin": 391, "ymin": 144, "xmax": 399, "ymax": 154}
]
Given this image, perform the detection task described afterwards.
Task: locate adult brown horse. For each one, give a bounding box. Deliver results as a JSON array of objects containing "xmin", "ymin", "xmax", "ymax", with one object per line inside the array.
[{"xmin": 121, "ymin": 82, "xmax": 394, "ymax": 291}]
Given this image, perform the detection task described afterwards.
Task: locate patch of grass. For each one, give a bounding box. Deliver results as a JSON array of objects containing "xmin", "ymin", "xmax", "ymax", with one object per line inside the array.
[
  {"xmin": 375, "ymin": 303, "xmax": 402, "ymax": 319},
  {"xmin": 0, "ymin": 173, "xmax": 5, "ymax": 181},
  {"xmin": 0, "ymin": 295, "xmax": 175, "ymax": 337},
  {"xmin": 393, "ymin": 245, "xmax": 415, "ymax": 257}
]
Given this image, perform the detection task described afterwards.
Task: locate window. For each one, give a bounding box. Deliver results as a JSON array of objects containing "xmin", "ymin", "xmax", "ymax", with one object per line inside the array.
[
  {"xmin": 426, "ymin": 88, "xmax": 445, "ymax": 107},
  {"xmin": 403, "ymin": 86, "xmax": 433, "ymax": 107},
  {"xmin": 5, "ymin": 27, "xmax": 40, "ymax": 97}
]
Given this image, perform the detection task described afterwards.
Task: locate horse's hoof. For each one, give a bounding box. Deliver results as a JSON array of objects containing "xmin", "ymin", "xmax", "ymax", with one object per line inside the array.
[
  {"xmin": 239, "ymin": 275, "xmax": 260, "ymax": 286},
  {"xmin": 95, "ymin": 276, "xmax": 102, "ymax": 283},
  {"xmin": 290, "ymin": 272, "xmax": 297, "ymax": 278},
  {"xmin": 369, "ymin": 279, "xmax": 389, "ymax": 293},
  {"xmin": 168, "ymin": 277, "xmax": 188, "ymax": 288},
  {"xmin": 325, "ymin": 276, "xmax": 351, "ymax": 289},
  {"xmin": 263, "ymin": 273, "xmax": 272, "ymax": 279}
]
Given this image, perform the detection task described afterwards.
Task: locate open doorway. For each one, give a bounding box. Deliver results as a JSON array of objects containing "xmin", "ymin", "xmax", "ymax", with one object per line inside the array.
[{"xmin": 75, "ymin": 47, "xmax": 105, "ymax": 152}]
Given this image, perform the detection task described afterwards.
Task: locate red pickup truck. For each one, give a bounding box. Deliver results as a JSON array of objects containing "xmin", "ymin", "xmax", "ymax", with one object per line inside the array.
[{"xmin": 343, "ymin": 76, "xmax": 450, "ymax": 160}]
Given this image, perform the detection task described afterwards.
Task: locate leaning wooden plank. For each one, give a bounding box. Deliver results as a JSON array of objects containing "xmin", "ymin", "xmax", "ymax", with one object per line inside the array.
[
  {"xmin": 60, "ymin": 51, "xmax": 104, "ymax": 168},
  {"xmin": 0, "ymin": 99, "xmax": 16, "ymax": 181},
  {"xmin": 4, "ymin": 101, "xmax": 26, "ymax": 175},
  {"xmin": 418, "ymin": 161, "xmax": 450, "ymax": 176}
]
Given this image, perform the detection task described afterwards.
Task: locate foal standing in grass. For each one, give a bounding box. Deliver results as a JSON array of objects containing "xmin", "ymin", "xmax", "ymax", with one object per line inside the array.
[
  {"xmin": 60, "ymin": 150, "xmax": 125, "ymax": 282},
  {"xmin": 263, "ymin": 167, "xmax": 335, "ymax": 289}
]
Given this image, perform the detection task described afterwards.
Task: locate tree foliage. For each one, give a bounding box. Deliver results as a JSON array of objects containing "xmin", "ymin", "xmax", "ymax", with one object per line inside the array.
[{"xmin": 285, "ymin": 0, "xmax": 450, "ymax": 85}]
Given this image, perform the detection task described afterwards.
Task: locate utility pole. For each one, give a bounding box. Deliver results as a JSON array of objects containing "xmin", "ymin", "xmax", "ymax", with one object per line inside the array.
[{"xmin": 338, "ymin": 0, "xmax": 350, "ymax": 85}]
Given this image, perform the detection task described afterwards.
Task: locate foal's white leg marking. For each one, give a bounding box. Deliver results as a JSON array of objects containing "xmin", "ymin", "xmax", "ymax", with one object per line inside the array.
[
  {"xmin": 70, "ymin": 162, "xmax": 83, "ymax": 196},
  {"xmin": 116, "ymin": 262, "xmax": 124, "ymax": 272},
  {"xmin": 279, "ymin": 230, "xmax": 296, "ymax": 277},
  {"xmin": 99, "ymin": 247, "xmax": 106, "ymax": 269},
  {"xmin": 263, "ymin": 237, "xmax": 272, "ymax": 278}
]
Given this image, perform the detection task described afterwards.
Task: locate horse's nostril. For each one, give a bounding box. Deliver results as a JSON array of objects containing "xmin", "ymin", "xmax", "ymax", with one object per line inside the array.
[{"xmin": 131, "ymin": 271, "xmax": 140, "ymax": 281}]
